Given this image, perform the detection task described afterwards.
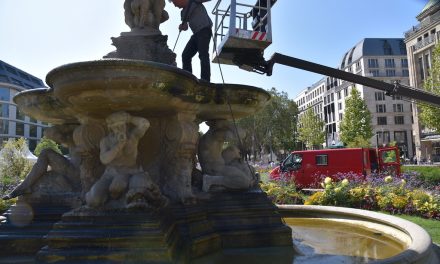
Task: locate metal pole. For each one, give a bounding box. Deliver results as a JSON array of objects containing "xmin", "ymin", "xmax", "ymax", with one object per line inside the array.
[
  {"xmin": 230, "ymin": 0, "xmax": 237, "ymax": 34},
  {"xmin": 172, "ymin": 31, "xmax": 181, "ymax": 52}
]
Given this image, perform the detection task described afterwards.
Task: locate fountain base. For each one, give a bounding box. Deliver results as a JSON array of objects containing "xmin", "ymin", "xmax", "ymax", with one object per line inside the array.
[{"xmin": 1, "ymin": 192, "xmax": 293, "ymax": 263}]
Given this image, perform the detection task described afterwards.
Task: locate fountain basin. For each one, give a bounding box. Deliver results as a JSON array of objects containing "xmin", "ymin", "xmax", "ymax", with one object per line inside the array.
[
  {"xmin": 279, "ymin": 205, "xmax": 440, "ymax": 264},
  {"xmin": 13, "ymin": 59, "xmax": 270, "ymax": 124}
]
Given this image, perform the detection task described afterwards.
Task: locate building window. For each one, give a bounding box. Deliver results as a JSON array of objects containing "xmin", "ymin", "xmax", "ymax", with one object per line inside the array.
[
  {"xmin": 383, "ymin": 41, "xmax": 393, "ymax": 55},
  {"xmin": 0, "ymin": 120, "xmax": 9, "ymax": 134},
  {"xmin": 0, "ymin": 88, "xmax": 10, "ymax": 101},
  {"xmin": 394, "ymin": 116, "xmax": 404, "ymax": 124},
  {"xmin": 344, "ymin": 88, "xmax": 348, "ymax": 97},
  {"xmin": 370, "ymin": 70, "xmax": 380, "ymax": 77},
  {"xmin": 394, "ymin": 131, "xmax": 407, "ymax": 144},
  {"xmin": 401, "ymin": 58, "xmax": 408, "ymax": 68},
  {"xmin": 376, "ymin": 104, "xmax": 386, "ymax": 113},
  {"xmin": 377, "ymin": 131, "xmax": 390, "ymax": 146},
  {"xmin": 337, "ymin": 91, "xmax": 341, "ymax": 100},
  {"xmin": 29, "ymin": 125, "xmax": 37, "ymax": 137},
  {"xmin": 386, "ymin": 69, "xmax": 396, "ymax": 77},
  {"xmin": 356, "ymin": 61, "xmax": 361, "ymax": 71},
  {"xmin": 385, "ymin": 59, "xmax": 395, "ymax": 68},
  {"xmin": 0, "ymin": 103, "xmax": 9, "ymax": 118},
  {"xmin": 315, "ymin": 155, "xmax": 328, "ymax": 166},
  {"xmin": 339, "ymin": 113, "xmax": 343, "ymax": 120},
  {"xmin": 393, "ymin": 104, "xmax": 404, "ymax": 112},
  {"xmin": 375, "ymin": 92, "xmax": 385, "ymax": 101},
  {"xmin": 419, "ymin": 57, "xmax": 425, "ymax": 81},
  {"xmin": 425, "ymin": 54, "xmax": 430, "ymax": 76},
  {"xmin": 16, "ymin": 108, "xmax": 25, "ymax": 120},
  {"xmin": 392, "ymin": 95, "xmax": 402, "ymax": 100},
  {"xmin": 338, "ymin": 103, "xmax": 342, "ymax": 110},
  {"xmin": 368, "ymin": 59, "xmax": 379, "ymax": 68},
  {"xmin": 15, "ymin": 122, "xmax": 24, "ymax": 136},
  {"xmin": 402, "ymin": 69, "xmax": 409, "ymax": 77},
  {"xmin": 377, "ymin": 116, "xmax": 387, "ymax": 125}
]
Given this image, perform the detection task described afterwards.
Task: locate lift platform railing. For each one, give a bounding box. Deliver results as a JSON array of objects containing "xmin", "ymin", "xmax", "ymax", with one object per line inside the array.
[{"xmin": 211, "ymin": 0, "xmax": 274, "ymax": 62}]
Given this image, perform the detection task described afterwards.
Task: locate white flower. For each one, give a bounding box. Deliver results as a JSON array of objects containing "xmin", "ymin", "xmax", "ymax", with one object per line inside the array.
[
  {"xmin": 384, "ymin": 176, "xmax": 393, "ymax": 183},
  {"xmin": 324, "ymin": 177, "xmax": 332, "ymax": 185}
]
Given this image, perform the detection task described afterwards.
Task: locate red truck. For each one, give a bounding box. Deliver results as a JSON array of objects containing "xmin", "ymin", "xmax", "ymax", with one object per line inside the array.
[{"xmin": 269, "ymin": 147, "xmax": 400, "ymax": 188}]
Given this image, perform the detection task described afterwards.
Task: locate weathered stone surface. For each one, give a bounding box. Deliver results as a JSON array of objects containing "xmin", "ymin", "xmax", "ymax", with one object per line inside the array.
[
  {"xmin": 30, "ymin": 191, "xmax": 292, "ymax": 263},
  {"xmin": 0, "ymin": 201, "xmax": 72, "ymax": 260},
  {"xmin": 105, "ymin": 33, "xmax": 176, "ymax": 65}
]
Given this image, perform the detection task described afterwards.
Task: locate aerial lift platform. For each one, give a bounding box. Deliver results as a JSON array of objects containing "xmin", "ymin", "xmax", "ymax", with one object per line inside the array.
[
  {"xmin": 211, "ymin": 0, "xmax": 440, "ymax": 106},
  {"xmin": 212, "ymin": 0, "xmax": 276, "ymax": 69}
]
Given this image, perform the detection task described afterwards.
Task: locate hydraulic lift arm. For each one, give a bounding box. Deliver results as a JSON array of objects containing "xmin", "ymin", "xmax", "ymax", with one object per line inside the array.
[{"xmin": 235, "ymin": 52, "xmax": 440, "ymax": 107}]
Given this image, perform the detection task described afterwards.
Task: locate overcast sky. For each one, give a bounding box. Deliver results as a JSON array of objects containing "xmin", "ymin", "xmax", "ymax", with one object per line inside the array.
[{"xmin": 0, "ymin": 0, "xmax": 428, "ymax": 99}]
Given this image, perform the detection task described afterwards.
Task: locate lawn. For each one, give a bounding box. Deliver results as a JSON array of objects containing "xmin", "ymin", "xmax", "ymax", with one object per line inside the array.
[{"xmin": 394, "ymin": 214, "xmax": 440, "ymax": 244}]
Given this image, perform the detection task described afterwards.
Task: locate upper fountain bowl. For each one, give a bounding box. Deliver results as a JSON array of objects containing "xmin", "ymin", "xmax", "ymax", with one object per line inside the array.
[{"xmin": 14, "ymin": 59, "xmax": 271, "ymax": 123}]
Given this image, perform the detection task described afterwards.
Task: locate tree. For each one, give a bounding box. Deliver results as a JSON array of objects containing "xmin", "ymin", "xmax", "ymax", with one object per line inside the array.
[
  {"xmin": 34, "ymin": 137, "xmax": 62, "ymax": 157},
  {"xmin": 0, "ymin": 138, "xmax": 32, "ymax": 194},
  {"xmin": 420, "ymin": 43, "xmax": 440, "ymax": 132},
  {"xmin": 237, "ymin": 88, "xmax": 298, "ymax": 160},
  {"xmin": 297, "ymin": 108, "xmax": 325, "ymax": 149},
  {"xmin": 339, "ymin": 88, "xmax": 373, "ymax": 147}
]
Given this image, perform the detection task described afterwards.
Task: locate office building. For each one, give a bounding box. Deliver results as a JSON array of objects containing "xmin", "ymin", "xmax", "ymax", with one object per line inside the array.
[
  {"xmin": 0, "ymin": 60, "xmax": 48, "ymax": 151},
  {"xmin": 405, "ymin": 0, "xmax": 440, "ymax": 163},
  {"xmin": 295, "ymin": 38, "xmax": 413, "ymax": 158}
]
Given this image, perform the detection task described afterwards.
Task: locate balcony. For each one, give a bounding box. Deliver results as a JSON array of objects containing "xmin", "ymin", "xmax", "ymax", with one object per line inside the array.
[
  {"xmin": 412, "ymin": 34, "xmax": 437, "ymax": 52},
  {"xmin": 405, "ymin": 10, "xmax": 440, "ymax": 39}
]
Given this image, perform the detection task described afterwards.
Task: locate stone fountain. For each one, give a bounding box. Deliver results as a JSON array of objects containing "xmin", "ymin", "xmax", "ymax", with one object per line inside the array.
[
  {"xmin": 1, "ymin": 1, "xmax": 439, "ymax": 263},
  {"xmin": 0, "ymin": 1, "xmax": 293, "ymax": 263}
]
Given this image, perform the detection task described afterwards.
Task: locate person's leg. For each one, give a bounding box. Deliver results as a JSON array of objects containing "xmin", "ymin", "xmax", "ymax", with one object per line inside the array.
[
  {"xmin": 182, "ymin": 35, "xmax": 198, "ymax": 74},
  {"xmin": 196, "ymin": 28, "xmax": 212, "ymax": 82}
]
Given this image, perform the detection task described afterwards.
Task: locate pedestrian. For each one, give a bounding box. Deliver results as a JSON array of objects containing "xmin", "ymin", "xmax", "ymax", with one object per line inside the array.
[{"xmin": 169, "ymin": 0, "xmax": 213, "ymax": 82}]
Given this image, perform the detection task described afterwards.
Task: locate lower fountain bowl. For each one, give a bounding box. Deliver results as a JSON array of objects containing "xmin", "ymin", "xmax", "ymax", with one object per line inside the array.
[{"xmin": 278, "ymin": 205, "xmax": 440, "ymax": 264}]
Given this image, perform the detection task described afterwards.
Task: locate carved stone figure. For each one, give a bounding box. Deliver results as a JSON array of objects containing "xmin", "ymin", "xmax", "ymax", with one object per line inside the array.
[
  {"xmin": 72, "ymin": 122, "xmax": 107, "ymax": 198},
  {"xmin": 85, "ymin": 111, "xmax": 167, "ymax": 209},
  {"xmin": 2, "ymin": 124, "xmax": 81, "ymax": 200},
  {"xmin": 124, "ymin": 0, "xmax": 169, "ymax": 30},
  {"xmin": 198, "ymin": 120, "xmax": 257, "ymax": 192}
]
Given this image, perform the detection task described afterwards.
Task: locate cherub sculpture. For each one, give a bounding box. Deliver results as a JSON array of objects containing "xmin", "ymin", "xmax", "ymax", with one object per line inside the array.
[
  {"xmin": 124, "ymin": 0, "xmax": 169, "ymax": 30},
  {"xmin": 85, "ymin": 111, "xmax": 167, "ymax": 209},
  {"xmin": 198, "ymin": 120, "xmax": 257, "ymax": 192}
]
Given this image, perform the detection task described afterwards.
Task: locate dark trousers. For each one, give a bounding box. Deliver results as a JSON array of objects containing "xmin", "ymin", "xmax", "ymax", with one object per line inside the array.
[{"xmin": 182, "ymin": 27, "xmax": 212, "ymax": 82}]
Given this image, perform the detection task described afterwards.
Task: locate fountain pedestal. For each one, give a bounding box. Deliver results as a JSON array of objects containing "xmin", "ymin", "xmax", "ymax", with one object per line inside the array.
[{"xmin": 104, "ymin": 31, "xmax": 176, "ymax": 65}]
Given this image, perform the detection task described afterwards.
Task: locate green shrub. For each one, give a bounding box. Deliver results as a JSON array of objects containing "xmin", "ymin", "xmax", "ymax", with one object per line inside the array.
[
  {"xmin": 0, "ymin": 138, "xmax": 33, "ymax": 194},
  {"xmin": 0, "ymin": 198, "xmax": 16, "ymax": 214},
  {"xmin": 260, "ymin": 180, "xmax": 304, "ymax": 205},
  {"xmin": 34, "ymin": 137, "xmax": 62, "ymax": 157}
]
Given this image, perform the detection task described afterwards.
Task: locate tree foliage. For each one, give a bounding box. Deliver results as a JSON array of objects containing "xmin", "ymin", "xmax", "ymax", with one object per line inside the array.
[
  {"xmin": 339, "ymin": 88, "xmax": 373, "ymax": 147},
  {"xmin": 420, "ymin": 43, "xmax": 440, "ymax": 132},
  {"xmin": 297, "ymin": 108, "xmax": 325, "ymax": 149},
  {"xmin": 0, "ymin": 138, "xmax": 32, "ymax": 194},
  {"xmin": 237, "ymin": 88, "xmax": 298, "ymax": 160},
  {"xmin": 34, "ymin": 136, "xmax": 62, "ymax": 157}
]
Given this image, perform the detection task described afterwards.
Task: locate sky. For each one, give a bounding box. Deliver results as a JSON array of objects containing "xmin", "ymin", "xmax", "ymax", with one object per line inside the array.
[{"xmin": 0, "ymin": 0, "xmax": 429, "ymax": 99}]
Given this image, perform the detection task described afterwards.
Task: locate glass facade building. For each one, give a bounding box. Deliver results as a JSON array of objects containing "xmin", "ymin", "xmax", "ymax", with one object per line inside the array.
[{"xmin": 0, "ymin": 60, "xmax": 48, "ymax": 151}]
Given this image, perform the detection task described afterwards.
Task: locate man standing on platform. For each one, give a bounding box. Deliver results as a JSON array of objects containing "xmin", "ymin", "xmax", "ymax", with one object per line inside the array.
[{"xmin": 170, "ymin": 0, "xmax": 213, "ymax": 82}]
